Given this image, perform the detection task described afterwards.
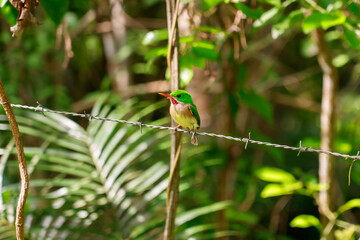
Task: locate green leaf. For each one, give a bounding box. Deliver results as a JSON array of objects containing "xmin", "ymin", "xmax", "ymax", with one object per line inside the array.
[
  {"xmin": 197, "ymin": 26, "xmax": 228, "ymax": 35},
  {"xmin": 332, "ymin": 54, "xmax": 349, "ymax": 68},
  {"xmin": 344, "ymin": 24, "xmax": 360, "ymax": 50},
  {"xmin": 335, "ymin": 226, "xmax": 356, "ymax": 240},
  {"xmin": 272, "ymin": 10, "xmax": 304, "ymax": 39},
  {"xmin": 0, "ymin": 0, "xmax": 18, "ymax": 26},
  {"xmin": 238, "ymin": 90, "xmax": 273, "ymax": 124},
  {"xmin": 176, "ymin": 201, "xmax": 232, "ymax": 226},
  {"xmin": 203, "ymin": 0, "xmax": 223, "ymax": 11},
  {"xmin": 180, "ymin": 67, "xmax": 194, "ymax": 88},
  {"xmin": 142, "ymin": 29, "xmax": 168, "ymax": 45},
  {"xmin": 257, "ymin": 0, "xmax": 281, "ymax": 7},
  {"xmin": 261, "ymin": 182, "xmax": 302, "ymax": 198},
  {"xmin": 347, "ymin": 2, "xmax": 360, "ymax": 16},
  {"xmin": 256, "ymin": 167, "xmax": 296, "ymax": 183},
  {"xmin": 192, "ymin": 41, "xmax": 218, "ymax": 61},
  {"xmin": 144, "ymin": 47, "xmax": 167, "ymax": 60},
  {"xmin": 290, "ymin": 215, "xmax": 321, "ymax": 231},
  {"xmin": 302, "ymin": 11, "xmax": 346, "ymax": 34},
  {"xmin": 253, "ymin": 7, "xmax": 281, "ymax": 28},
  {"xmin": 41, "ymin": 0, "xmax": 69, "ymax": 25},
  {"xmin": 338, "ymin": 199, "xmax": 360, "ymax": 214},
  {"xmin": 181, "ymin": 55, "xmax": 206, "ymax": 69},
  {"xmin": 235, "ymin": 3, "xmax": 263, "ymax": 19}
]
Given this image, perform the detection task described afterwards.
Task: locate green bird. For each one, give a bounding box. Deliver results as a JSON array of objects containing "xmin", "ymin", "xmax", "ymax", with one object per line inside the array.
[{"xmin": 159, "ymin": 90, "xmax": 201, "ymax": 145}]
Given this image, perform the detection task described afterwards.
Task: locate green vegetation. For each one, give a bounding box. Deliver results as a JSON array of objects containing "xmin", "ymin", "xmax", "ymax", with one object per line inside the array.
[{"xmin": 1, "ymin": 0, "xmax": 360, "ymax": 239}]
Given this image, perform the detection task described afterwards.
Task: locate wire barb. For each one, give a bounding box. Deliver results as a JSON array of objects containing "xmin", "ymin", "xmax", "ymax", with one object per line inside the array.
[
  {"xmin": 84, "ymin": 111, "xmax": 94, "ymax": 121},
  {"xmin": 244, "ymin": 132, "xmax": 251, "ymax": 150},
  {"xmin": 348, "ymin": 151, "xmax": 359, "ymax": 186},
  {"xmin": 297, "ymin": 140, "xmax": 307, "ymax": 157},
  {"xmin": 138, "ymin": 120, "xmax": 143, "ymax": 134},
  {"xmin": 35, "ymin": 101, "xmax": 46, "ymax": 116}
]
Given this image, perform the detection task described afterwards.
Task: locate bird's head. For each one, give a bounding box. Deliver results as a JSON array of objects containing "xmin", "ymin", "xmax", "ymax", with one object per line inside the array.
[{"xmin": 158, "ymin": 90, "xmax": 194, "ymax": 105}]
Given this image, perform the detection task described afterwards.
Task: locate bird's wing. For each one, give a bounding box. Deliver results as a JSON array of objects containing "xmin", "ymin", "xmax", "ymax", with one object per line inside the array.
[{"xmin": 189, "ymin": 104, "xmax": 201, "ymax": 128}]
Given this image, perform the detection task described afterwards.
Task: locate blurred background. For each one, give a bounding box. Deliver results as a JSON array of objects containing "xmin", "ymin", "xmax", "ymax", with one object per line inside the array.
[{"xmin": 0, "ymin": 0, "xmax": 360, "ymax": 239}]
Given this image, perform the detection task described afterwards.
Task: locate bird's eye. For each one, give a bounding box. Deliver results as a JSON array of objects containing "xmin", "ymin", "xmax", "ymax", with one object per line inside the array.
[{"xmin": 177, "ymin": 94, "xmax": 181, "ymax": 98}]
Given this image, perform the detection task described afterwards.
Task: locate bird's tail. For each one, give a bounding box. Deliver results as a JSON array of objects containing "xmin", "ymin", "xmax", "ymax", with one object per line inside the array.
[{"xmin": 191, "ymin": 135, "xmax": 198, "ymax": 146}]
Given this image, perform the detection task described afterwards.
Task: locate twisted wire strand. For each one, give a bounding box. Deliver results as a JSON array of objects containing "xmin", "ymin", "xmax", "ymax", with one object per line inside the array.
[{"xmin": 1, "ymin": 101, "xmax": 359, "ymax": 161}]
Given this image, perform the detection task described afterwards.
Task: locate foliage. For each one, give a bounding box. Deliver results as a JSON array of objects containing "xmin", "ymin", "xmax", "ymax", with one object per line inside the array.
[{"xmin": 1, "ymin": 0, "xmax": 360, "ymax": 239}]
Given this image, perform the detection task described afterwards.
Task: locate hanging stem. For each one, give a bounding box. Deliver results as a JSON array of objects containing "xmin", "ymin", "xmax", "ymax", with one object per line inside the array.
[{"xmin": 0, "ymin": 78, "xmax": 29, "ymax": 240}]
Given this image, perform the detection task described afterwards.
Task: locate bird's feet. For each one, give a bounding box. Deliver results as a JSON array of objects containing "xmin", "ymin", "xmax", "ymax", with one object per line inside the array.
[{"xmin": 189, "ymin": 129, "xmax": 199, "ymax": 146}]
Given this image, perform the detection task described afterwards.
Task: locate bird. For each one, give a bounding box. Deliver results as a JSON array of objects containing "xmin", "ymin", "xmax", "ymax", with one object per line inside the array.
[{"xmin": 158, "ymin": 90, "xmax": 201, "ymax": 145}]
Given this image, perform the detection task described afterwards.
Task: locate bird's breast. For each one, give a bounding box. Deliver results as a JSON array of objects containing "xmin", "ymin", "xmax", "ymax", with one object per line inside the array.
[{"xmin": 170, "ymin": 103, "xmax": 199, "ymax": 130}]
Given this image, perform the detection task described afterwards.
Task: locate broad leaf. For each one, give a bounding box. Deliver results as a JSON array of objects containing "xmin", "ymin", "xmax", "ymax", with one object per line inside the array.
[
  {"xmin": 253, "ymin": 7, "xmax": 281, "ymax": 28},
  {"xmin": 302, "ymin": 10, "xmax": 346, "ymax": 34},
  {"xmin": 203, "ymin": 0, "xmax": 223, "ymax": 11},
  {"xmin": 0, "ymin": 0, "xmax": 17, "ymax": 26},
  {"xmin": 142, "ymin": 29, "xmax": 168, "ymax": 45},
  {"xmin": 235, "ymin": 3, "xmax": 263, "ymax": 19},
  {"xmin": 238, "ymin": 90, "xmax": 273, "ymax": 124},
  {"xmin": 338, "ymin": 199, "xmax": 360, "ymax": 214},
  {"xmin": 261, "ymin": 182, "xmax": 302, "ymax": 198},
  {"xmin": 192, "ymin": 41, "xmax": 218, "ymax": 61},
  {"xmin": 272, "ymin": 10, "xmax": 304, "ymax": 39},
  {"xmin": 290, "ymin": 215, "xmax": 321, "ymax": 231},
  {"xmin": 344, "ymin": 24, "xmax": 360, "ymax": 50},
  {"xmin": 41, "ymin": 0, "xmax": 69, "ymax": 25},
  {"xmin": 256, "ymin": 167, "xmax": 296, "ymax": 183}
]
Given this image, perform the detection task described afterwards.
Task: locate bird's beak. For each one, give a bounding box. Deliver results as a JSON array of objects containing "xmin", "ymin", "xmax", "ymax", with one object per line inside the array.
[{"xmin": 158, "ymin": 93, "xmax": 174, "ymax": 99}]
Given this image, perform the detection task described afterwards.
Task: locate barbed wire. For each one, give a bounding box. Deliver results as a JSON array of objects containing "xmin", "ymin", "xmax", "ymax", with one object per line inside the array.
[{"xmin": 0, "ymin": 101, "xmax": 360, "ymax": 161}]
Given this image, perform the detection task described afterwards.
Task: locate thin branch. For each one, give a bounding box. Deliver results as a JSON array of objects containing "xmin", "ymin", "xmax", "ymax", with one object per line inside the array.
[
  {"xmin": 313, "ymin": 28, "xmax": 338, "ymax": 240},
  {"xmin": 164, "ymin": 0, "xmax": 181, "ymax": 239},
  {"xmin": 166, "ymin": 133, "xmax": 183, "ymax": 207},
  {"xmin": 9, "ymin": 0, "xmax": 39, "ymax": 38},
  {"xmin": 0, "ymin": 78, "xmax": 29, "ymax": 240}
]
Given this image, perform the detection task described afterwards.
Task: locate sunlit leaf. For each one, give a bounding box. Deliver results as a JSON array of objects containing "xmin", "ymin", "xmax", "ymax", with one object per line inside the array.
[
  {"xmin": 302, "ymin": 10, "xmax": 346, "ymax": 34},
  {"xmin": 272, "ymin": 10, "xmax": 303, "ymax": 39},
  {"xmin": 181, "ymin": 55, "xmax": 205, "ymax": 69},
  {"xmin": 290, "ymin": 215, "xmax": 321, "ymax": 231},
  {"xmin": 144, "ymin": 47, "xmax": 167, "ymax": 60},
  {"xmin": 335, "ymin": 226, "xmax": 356, "ymax": 240},
  {"xmin": 257, "ymin": 0, "xmax": 281, "ymax": 6},
  {"xmin": 142, "ymin": 29, "xmax": 168, "ymax": 45},
  {"xmin": 203, "ymin": 0, "xmax": 223, "ymax": 11},
  {"xmin": 253, "ymin": 7, "xmax": 280, "ymax": 28},
  {"xmin": 261, "ymin": 182, "xmax": 302, "ymax": 198},
  {"xmin": 176, "ymin": 201, "xmax": 232, "ymax": 226},
  {"xmin": 256, "ymin": 167, "xmax": 296, "ymax": 183},
  {"xmin": 180, "ymin": 67, "xmax": 194, "ymax": 88},
  {"xmin": 192, "ymin": 41, "xmax": 218, "ymax": 61},
  {"xmin": 332, "ymin": 54, "xmax": 349, "ymax": 67},
  {"xmin": 338, "ymin": 199, "xmax": 360, "ymax": 214}
]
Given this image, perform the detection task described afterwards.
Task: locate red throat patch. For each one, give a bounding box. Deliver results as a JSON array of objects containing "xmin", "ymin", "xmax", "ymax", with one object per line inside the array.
[{"xmin": 170, "ymin": 98, "xmax": 178, "ymax": 105}]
